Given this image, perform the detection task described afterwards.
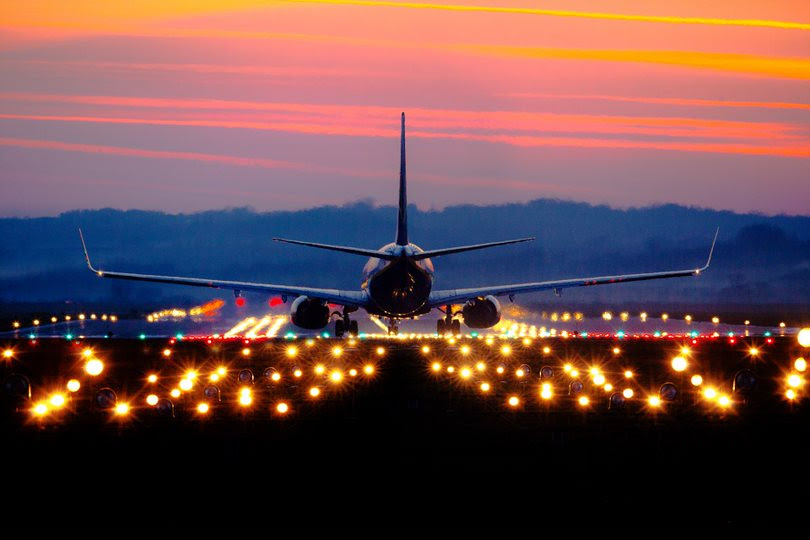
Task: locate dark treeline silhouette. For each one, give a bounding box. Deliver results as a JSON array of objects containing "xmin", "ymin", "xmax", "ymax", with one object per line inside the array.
[{"xmin": 1, "ymin": 199, "xmax": 808, "ymax": 306}]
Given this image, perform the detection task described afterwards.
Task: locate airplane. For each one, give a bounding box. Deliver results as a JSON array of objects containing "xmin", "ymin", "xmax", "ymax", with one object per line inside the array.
[{"xmin": 79, "ymin": 113, "xmax": 718, "ymax": 337}]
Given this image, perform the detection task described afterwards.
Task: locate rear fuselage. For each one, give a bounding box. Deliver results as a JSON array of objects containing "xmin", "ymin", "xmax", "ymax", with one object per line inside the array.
[{"xmin": 362, "ymin": 243, "xmax": 434, "ymax": 317}]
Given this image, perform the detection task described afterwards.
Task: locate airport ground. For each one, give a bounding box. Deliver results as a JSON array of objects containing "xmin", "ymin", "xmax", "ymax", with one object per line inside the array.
[{"xmin": 2, "ymin": 334, "xmax": 808, "ymax": 527}]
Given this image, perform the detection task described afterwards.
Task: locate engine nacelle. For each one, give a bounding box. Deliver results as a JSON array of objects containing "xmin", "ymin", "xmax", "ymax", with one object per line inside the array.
[
  {"xmin": 290, "ymin": 296, "xmax": 330, "ymax": 329},
  {"xmin": 461, "ymin": 295, "xmax": 501, "ymax": 329}
]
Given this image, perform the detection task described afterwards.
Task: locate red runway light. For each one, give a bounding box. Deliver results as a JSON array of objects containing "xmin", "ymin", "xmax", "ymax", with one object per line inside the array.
[
  {"xmin": 235, "ymin": 297, "xmax": 246, "ymax": 307},
  {"xmin": 269, "ymin": 297, "xmax": 282, "ymax": 307}
]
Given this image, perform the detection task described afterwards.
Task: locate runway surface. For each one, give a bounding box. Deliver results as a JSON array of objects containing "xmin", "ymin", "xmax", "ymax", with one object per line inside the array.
[{"xmin": 2, "ymin": 332, "xmax": 808, "ymax": 526}]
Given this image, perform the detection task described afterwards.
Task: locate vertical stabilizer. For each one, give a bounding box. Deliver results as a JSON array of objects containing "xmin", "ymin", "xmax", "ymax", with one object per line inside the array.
[{"xmin": 395, "ymin": 112, "xmax": 408, "ymax": 246}]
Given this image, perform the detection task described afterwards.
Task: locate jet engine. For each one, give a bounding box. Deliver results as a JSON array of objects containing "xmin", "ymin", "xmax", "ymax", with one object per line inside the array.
[
  {"xmin": 290, "ymin": 296, "xmax": 330, "ymax": 329},
  {"xmin": 461, "ymin": 295, "xmax": 501, "ymax": 329}
]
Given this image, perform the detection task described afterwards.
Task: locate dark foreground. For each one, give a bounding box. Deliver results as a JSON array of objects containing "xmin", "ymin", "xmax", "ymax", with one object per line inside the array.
[{"xmin": 2, "ymin": 335, "xmax": 808, "ymax": 527}]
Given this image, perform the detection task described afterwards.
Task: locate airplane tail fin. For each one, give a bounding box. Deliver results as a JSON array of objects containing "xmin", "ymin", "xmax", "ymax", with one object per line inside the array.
[{"xmin": 396, "ymin": 112, "xmax": 408, "ymax": 246}]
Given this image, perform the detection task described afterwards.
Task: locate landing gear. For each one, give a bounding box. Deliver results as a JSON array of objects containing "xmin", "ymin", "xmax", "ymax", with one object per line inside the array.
[
  {"xmin": 387, "ymin": 318, "xmax": 399, "ymax": 335},
  {"xmin": 334, "ymin": 307, "xmax": 359, "ymax": 338},
  {"xmin": 438, "ymin": 305, "xmax": 461, "ymax": 335}
]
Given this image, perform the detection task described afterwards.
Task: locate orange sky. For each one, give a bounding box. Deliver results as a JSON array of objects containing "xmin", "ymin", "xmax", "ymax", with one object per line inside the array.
[{"xmin": 1, "ymin": 0, "xmax": 809, "ymax": 215}]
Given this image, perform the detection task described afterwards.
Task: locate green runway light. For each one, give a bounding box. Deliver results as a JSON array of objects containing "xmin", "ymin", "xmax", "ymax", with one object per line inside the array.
[
  {"xmin": 175, "ymin": 333, "xmax": 184, "ymax": 340},
  {"xmin": 617, "ymin": 330, "xmax": 625, "ymax": 339},
  {"xmin": 653, "ymin": 331, "xmax": 661, "ymax": 337},
  {"xmin": 764, "ymin": 331, "xmax": 772, "ymax": 337},
  {"xmin": 139, "ymin": 334, "xmax": 146, "ymax": 340},
  {"xmin": 65, "ymin": 334, "xmax": 73, "ymax": 340}
]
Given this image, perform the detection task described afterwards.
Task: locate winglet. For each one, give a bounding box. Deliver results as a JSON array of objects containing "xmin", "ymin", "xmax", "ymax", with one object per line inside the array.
[
  {"xmin": 78, "ymin": 228, "xmax": 99, "ymax": 274},
  {"xmin": 697, "ymin": 227, "xmax": 719, "ymax": 273}
]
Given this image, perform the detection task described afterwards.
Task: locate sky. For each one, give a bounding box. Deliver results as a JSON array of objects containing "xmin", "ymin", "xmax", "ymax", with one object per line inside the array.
[{"xmin": 1, "ymin": 0, "xmax": 809, "ymax": 217}]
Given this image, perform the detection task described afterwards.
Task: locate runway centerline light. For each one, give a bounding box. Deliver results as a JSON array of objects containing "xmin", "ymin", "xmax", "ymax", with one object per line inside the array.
[
  {"xmin": 648, "ymin": 396, "xmax": 661, "ymax": 407},
  {"xmin": 147, "ymin": 374, "xmax": 158, "ymax": 383},
  {"xmin": 718, "ymin": 395, "xmax": 731, "ymax": 408},
  {"xmin": 276, "ymin": 402, "xmax": 289, "ymax": 414},
  {"xmin": 66, "ymin": 379, "xmax": 81, "ymax": 393},
  {"xmin": 170, "ymin": 388, "xmax": 181, "ymax": 398},
  {"xmin": 624, "ymin": 370, "xmax": 634, "ymax": 379},
  {"xmin": 421, "ymin": 345, "xmax": 431, "ymax": 354},
  {"xmin": 146, "ymin": 394, "xmax": 159, "ymax": 406},
  {"xmin": 84, "ymin": 358, "xmax": 104, "ymax": 376},
  {"xmin": 593, "ymin": 374, "xmax": 606, "ymax": 386},
  {"xmin": 363, "ymin": 364, "xmax": 375, "ymax": 376},
  {"xmin": 49, "ymin": 393, "xmax": 66, "ymax": 408},
  {"xmin": 787, "ymin": 374, "xmax": 803, "ymax": 388},
  {"xmin": 314, "ymin": 364, "xmax": 326, "ymax": 375},
  {"xmin": 578, "ymin": 396, "xmax": 589, "ymax": 407},
  {"xmin": 671, "ymin": 356, "xmax": 687, "ymax": 372},
  {"xmin": 507, "ymin": 396, "xmax": 520, "ymax": 407},
  {"xmin": 114, "ymin": 403, "xmax": 130, "ymax": 416},
  {"xmin": 309, "ymin": 386, "xmax": 321, "ymax": 397},
  {"xmin": 32, "ymin": 402, "xmax": 48, "ymax": 416},
  {"xmin": 795, "ymin": 358, "xmax": 807, "ymax": 372},
  {"xmin": 286, "ymin": 346, "xmax": 298, "ymax": 358},
  {"xmin": 431, "ymin": 362, "xmax": 442, "ymax": 372},
  {"xmin": 480, "ymin": 382, "xmax": 491, "ymax": 393},
  {"xmin": 376, "ymin": 347, "xmax": 385, "ymax": 356},
  {"xmin": 197, "ymin": 402, "xmax": 210, "ymax": 414},
  {"xmin": 179, "ymin": 378, "xmax": 193, "ymax": 391},
  {"xmin": 331, "ymin": 346, "xmax": 343, "ymax": 358},
  {"xmin": 703, "ymin": 387, "xmax": 718, "ymax": 400},
  {"xmin": 622, "ymin": 388, "xmax": 634, "ymax": 399},
  {"xmin": 500, "ymin": 345, "xmax": 511, "ymax": 356},
  {"xmin": 691, "ymin": 374, "xmax": 704, "ymax": 386},
  {"xmin": 330, "ymin": 370, "xmax": 343, "ymax": 383}
]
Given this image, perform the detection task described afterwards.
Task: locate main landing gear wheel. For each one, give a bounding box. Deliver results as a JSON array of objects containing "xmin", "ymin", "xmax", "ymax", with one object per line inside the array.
[
  {"xmin": 437, "ymin": 319, "xmax": 446, "ymax": 335},
  {"xmin": 451, "ymin": 319, "xmax": 461, "ymax": 335},
  {"xmin": 388, "ymin": 324, "xmax": 399, "ymax": 335},
  {"xmin": 349, "ymin": 320, "xmax": 359, "ymax": 335},
  {"xmin": 335, "ymin": 319, "xmax": 345, "ymax": 337}
]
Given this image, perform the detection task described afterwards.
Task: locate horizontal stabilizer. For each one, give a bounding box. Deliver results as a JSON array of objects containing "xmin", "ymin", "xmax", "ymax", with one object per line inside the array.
[
  {"xmin": 272, "ymin": 238, "xmax": 397, "ymax": 260},
  {"xmin": 412, "ymin": 237, "xmax": 535, "ymax": 260}
]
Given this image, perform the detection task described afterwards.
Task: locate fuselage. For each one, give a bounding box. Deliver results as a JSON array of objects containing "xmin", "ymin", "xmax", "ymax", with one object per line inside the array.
[{"xmin": 361, "ymin": 243, "xmax": 434, "ymax": 317}]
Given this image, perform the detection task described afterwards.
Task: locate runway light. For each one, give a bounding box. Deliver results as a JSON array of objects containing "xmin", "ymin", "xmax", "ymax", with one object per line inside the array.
[
  {"xmin": 460, "ymin": 367, "xmax": 472, "ymax": 379},
  {"xmin": 612, "ymin": 347, "xmax": 621, "ymax": 355},
  {"xmin": 276, "ymin": 402, "xmax": 289, "ymax": 414},
  {"xmin": 604, "ymin": 383, "xmax": 613, "ymax": 392},
  {"xmin": 147, "ymin": 374, "xmax": 158, "ymax": 383},
  {"xmin": 179, "ymin": 379, "xmax": 193, "ymax": 391},
  {"xmin": 787, "ymin": 374, "xmax": 803, "ymax": 388},
  {"xmin": 242, "ymin": 347, "xmax": 251, "ymax": 357},
  {"xmin": 32, "ymin": 402, "xmax": 48, "ymax": 416},
  {"xmin": 712, "ymin": 316, "xmax": 720, "ymax": 324},
  {"xmin": 648, "ymin": 396, "xmax": 661, "ymax": 407},
  {"xmin": 331, "ymin": 346, "xmax": 343, "ymax": 357},
  {"xmin": 376, "ymin": 347, "xmax": 385, "ymax": 356},
  {"xmin": 293, "ymin": 368, "xmax": 303, "ymax": 378},
  {"xmin": 146, "ymin": 394, "xmax": 159, "ymax": 406},
  {"xmin": 170, "ymin": 389, "xmax": 181, "ymax": 398},
  {"xmin": 82, "ymin": 348, "xmax": 93, "ymax": 358},
  {"xmin": 593, "ymin": 374, "xmax": 606, "ymax": 386},
  {"xmin": 570, "ymin": 369, "xmax": 579, "ymax": 378},
  {"xmin": 84, "ymin": 358, "xmax": 104, "ymax": 376},
  {"xmin": 239, "ymin": 392, "xmax": 253, "ymax": 407},
  {"xmin": 797, "ymin": 328, "xmax": 810, "ymax": 348},
  {"xmin": 217, "ymin": 366, "xmax": 227, "ymax": 376},
  {"xmin": 66, "ymin": 379, "xmax": 80, "ymax": 392},
  {"xmin": 330, "ymin": 370, "xmax": 343, "ymax": 383},
  {"xmin": 480, "ymin": 382, "xmax": 491, "ymax": 393},
  {"xmin": 795, "ymin": 358, "xmax": 807, "ymax": 372},
  {"xmin": 460, "ymin": 345, "xmax": 470, "ymax": 355},
  {"xmin": 475, "ymin": 361, "xmax": 486, "ymax": 372},
  {"xmin": 309, "ymin": 386, "xmax": 321, "ymax": 398},
  {"xmin": 197, "ymin": 402, "xmax": 210, "ymax": 414},
  {"xmin": 114, "ymin": 403, "xmax": 130, "ymax": 416},
  {"xmin": 671, "ymin": 356, "xmax": 687, "ymax": 372},
  {"xmin": 447, "ymin": 366, "xmax": 455, "ymax": 374},
  {"xmin": 162, "ymin": 349, "xmax": 172, "ymax": 358},
  {"xmin": 622, "ymin": 388, "xmax": 634, "ymax": 399},
  {"xmin": 209, "ymin": 373, "xmax": 220, "ymax": 382},
  {"xmin": 785, "ymin": 389, "xmax": 797, "ymax": 400},
  {"xmin": 578, "ymin": 396, "xmax": 589, "ymax": 407},
  {"xmin": 703, "ymin": 387, "xmax": 718, "ymax": 400},
  {"xmin": 507, "ymin": 396, "xmax": 520, "ymax": 408},
  {"xmin": 496, "ymin": 365, "xmax": 505, "ymax": 375},
  {"xmin": 49, "ymin": 393, "xmax": 66, "ymax": 408},
  {"xmin": 431, "ymin": 362, "xmax": 442, "ymax": 372},
  {"xmin": 563, "ymin": 363, "xmax": 573, "ymax": 373},
  {"xmin": 718, "ymin": 395, "xmax": 731, "ymax": 408},
  {"xmin": 680, "ymin": 346, "xmax": 691, "ymax": 355},
  {"xmin": 349, "ymin": 368, "xmax": 358, "ymax": 377},
  {"xmin": 691, "ymin": 374, "xmax": 704, "ymax": 386},
  {"xmin": 2, "ymin": 349, "xmax": 13, "ymax": 359},
  {"xmin": 421, "ymin": 345, "xmax": 431, "ymax": 354},
  {"xmin": 286, "ymin": 346, "xmax": 298, "ymax": 358},
  {"xmin": 515, "ymin": 368, "xmax": 525, "ymax": 378},
  {"xmin": 540, "ymin": 383, "xmax": 552, "ymax": 400},
  {"xmin": 748, "ymin": 347, "xmax": 759, "ymax": 356},
  {"xmin": 314, "ymin": 364, "xmax": 326, "ymax": 375}
]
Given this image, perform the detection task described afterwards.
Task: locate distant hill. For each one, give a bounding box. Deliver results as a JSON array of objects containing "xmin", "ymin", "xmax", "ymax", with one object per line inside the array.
[{"xmin": 1, "ymin": 199, "xmax": 809, "ymax": 306}]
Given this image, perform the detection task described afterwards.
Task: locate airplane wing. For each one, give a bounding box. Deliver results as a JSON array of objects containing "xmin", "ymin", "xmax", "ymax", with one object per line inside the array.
[
  {"xmin": 79, "ymin": 230, "xmax": 368, "ymax": 307},
  {"xmin": 427, "ymin": 230, "xmax": 718, "ymax": 307}
]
